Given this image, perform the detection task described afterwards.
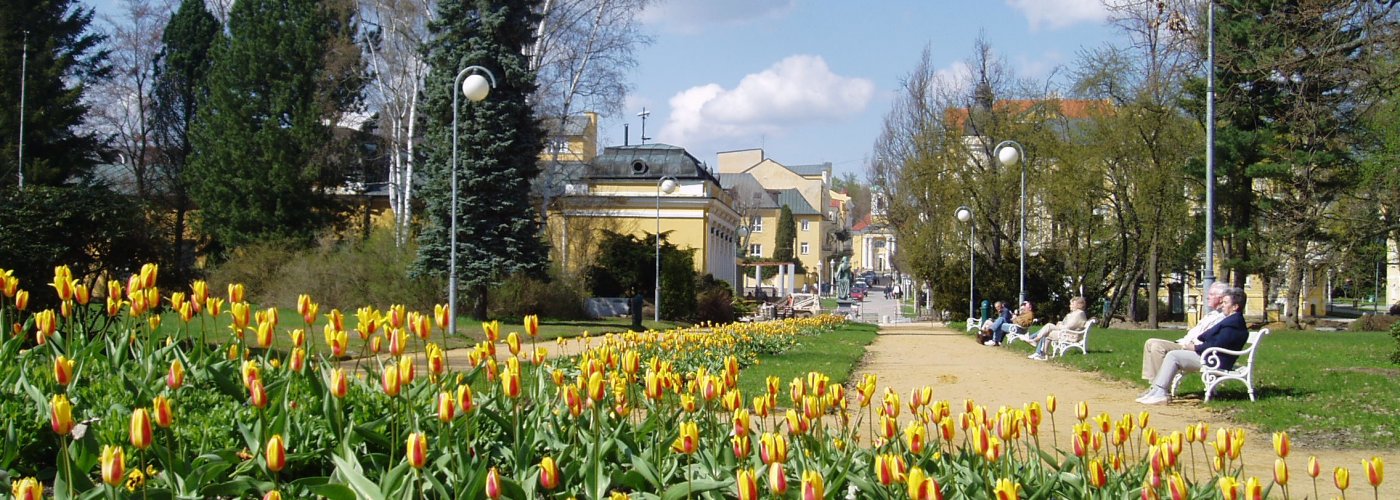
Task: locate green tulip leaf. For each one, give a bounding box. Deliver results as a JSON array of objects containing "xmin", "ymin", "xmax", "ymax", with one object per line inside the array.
[
  {"xmin": 331, "ymin": 452, "xmax": 387, "ymax": 500},
  {"xmin": 660, "ymin": 478, "xmax": 730, "ymax": 500},
  {"xmin": 308, "ymin": 483, "xmax": 358, "ymax": 500}
]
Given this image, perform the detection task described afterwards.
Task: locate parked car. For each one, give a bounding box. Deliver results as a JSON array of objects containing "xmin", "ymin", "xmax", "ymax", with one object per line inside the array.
[{"xmin": 851, "ymin": 283, "xmax": 869, "ymax": 301}]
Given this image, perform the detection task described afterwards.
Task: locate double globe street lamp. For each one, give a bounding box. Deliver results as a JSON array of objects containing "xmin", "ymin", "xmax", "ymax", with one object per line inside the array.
[{"xmin": 448, "ymin": 66, "xmax": 497, "ymax": 339}]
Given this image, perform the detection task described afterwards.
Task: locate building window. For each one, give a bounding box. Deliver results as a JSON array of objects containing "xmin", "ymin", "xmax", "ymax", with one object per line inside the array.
[
  {"xmin": 749, "ymin": 244, "xmax": 762, "ymax": 257},
  {"xmin": 800, "ymin": 242, "xmax": 810, "ymax": 255},
  {"xmin": 801, "ymin": 220, "xmax": 810, "ymax": 231},
  {"xmin": 749, "ymin": 216, "xmax": 763, "ymax": 232}
]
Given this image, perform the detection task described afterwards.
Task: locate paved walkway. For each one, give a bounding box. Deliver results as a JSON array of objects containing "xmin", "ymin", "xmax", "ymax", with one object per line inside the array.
[{"xmin": 854, "ymin": 322, "xmax": 1395, "ymax": 497}]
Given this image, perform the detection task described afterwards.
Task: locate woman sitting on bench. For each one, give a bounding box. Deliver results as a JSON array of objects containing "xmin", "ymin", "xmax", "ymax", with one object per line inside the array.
[{"xmin": 1025, "ymin": 296, "xmax": 1088, "ymax": 360}]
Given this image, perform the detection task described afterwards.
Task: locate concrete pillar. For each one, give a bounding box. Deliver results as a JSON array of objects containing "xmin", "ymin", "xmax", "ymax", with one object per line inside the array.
[{"xmin": 754, "ymin": 265, "xmax": 761, "ymax": 296}]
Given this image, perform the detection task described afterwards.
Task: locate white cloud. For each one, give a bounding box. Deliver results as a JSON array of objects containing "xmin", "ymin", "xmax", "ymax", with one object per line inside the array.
[
  {"xmin": 640, "ymin": 0, "xmax": 795, "ymax": 35},
  {"xmin": 656, "ymin": 55, "xmax": 875, "ymax": 149},
  {"xmin": 1005, "ymin": 0, "xmax": 1108, "ymax": 30}
]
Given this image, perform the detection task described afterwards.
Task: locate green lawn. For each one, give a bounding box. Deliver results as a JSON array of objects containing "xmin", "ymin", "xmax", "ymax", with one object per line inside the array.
[
  {"xmin": 735, "ymin": 322, "xmax": 879, "ymax": 402},
  {"xmin": 951, "ymin": 321, "xmax": 1400, "ymax": 449}
]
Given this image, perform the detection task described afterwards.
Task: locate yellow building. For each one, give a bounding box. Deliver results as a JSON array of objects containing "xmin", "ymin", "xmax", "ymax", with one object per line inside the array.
[
  {"xmin": 547, "ymin": 143, "xmax": 745, "ymax": 288},
  {"xmin": 717, "ymin": 149, "xmax": 837, "ymax": 291}
]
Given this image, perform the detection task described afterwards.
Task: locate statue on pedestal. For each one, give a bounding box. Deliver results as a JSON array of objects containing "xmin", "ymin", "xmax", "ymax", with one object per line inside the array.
[{"xmin": 835, "ymin": 256, "xmax": 853, "ymax": 300}]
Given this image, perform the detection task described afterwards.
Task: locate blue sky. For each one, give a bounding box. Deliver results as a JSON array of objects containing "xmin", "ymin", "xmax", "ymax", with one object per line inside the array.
[
  {"xmin": 612, "ymin": 0, "xmax": 1125, "ymax": 179},
  {"xmin": 85, "ymin": 0, "xmax": 1126, "ymax": 180}
]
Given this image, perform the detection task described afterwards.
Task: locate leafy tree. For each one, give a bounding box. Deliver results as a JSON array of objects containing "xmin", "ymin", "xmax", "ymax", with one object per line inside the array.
[
  {"xmin": 149, "ymin": 0, "xmax": 219, "ymax": 283},
  {"xmin": 187, "ymin": 0, "xmax": 365, "ymax": 253},
  {"xmin": 0, "ymin": 0, "xmax": 110, "ymax": 187},
  {"xmin": 583, "ymin": 230, "xmax": 696, "ymax": 320},
  {"xmin": 415, "ymin": 0, "xmax": 549, "ymax": 320},
  {"xmin": 774, "ymin": 205, "xmax": 796, "ymax": 262}
]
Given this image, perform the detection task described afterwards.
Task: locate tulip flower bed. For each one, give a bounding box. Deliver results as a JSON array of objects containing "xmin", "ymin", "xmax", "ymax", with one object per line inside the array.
[{"xmin": 2, "ymin": 264, "xmax": 1387, "ymax": 499}]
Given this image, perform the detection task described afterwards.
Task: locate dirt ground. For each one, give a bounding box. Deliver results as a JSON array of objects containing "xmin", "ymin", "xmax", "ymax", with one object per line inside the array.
[{"xmin": 854, "ymin": 322, "xmax": 1396, "ymax": 498}]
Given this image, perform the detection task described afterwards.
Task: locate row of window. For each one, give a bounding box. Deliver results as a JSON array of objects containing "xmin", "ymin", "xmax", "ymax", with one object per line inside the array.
[
  {"xmin": 747, "ymin": 217, "xmax": 813, "ymax": 232},
  {"xmin": 746, "ymin": 242, "xmax": 811, "ymax": 257}
]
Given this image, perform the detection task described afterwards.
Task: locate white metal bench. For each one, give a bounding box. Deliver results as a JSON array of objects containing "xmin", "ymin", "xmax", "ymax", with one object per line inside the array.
[
  {"xmin": 1050, "ymin": 319, "xmax": 1096, "ymax": 357},
  {"xmin": 964, "ymin": 316, "xmax": 987, "ymax": 333},
  {"xmin": 1171, "ymin": 328, "xmax": 1270, "ymax": 402}
]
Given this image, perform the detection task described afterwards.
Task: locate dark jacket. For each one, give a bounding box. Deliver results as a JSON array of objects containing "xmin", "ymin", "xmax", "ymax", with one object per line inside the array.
[{"xmin": 1194, "ymin": 312, "xmax": 1249, "ymax": 370}]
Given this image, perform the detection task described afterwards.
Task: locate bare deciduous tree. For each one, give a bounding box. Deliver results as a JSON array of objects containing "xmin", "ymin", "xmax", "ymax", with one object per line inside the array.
[{"xmin": 90, "ymin": 0, "xmax": 172, "ymax": 198}]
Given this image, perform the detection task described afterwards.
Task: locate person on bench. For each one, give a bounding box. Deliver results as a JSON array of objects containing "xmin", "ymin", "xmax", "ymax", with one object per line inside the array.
[
  {"xmin": 1141, "ymin": 282, "xmax": 1229, "ymax": 383},
  {"xmin": 1025, "ymin": 296, "xmax": 1088, "ymax": 360},
  {"xmin": 1137, "ymin": 287, "xmax": 1248, "ymax": 405},
  {"xmin": 977, "ymin": 301, "xmax": 1010, "ymax": 344},
  {"xmin": 985, "ymin": 301, "xmax": 1033, "ymax": 346}
]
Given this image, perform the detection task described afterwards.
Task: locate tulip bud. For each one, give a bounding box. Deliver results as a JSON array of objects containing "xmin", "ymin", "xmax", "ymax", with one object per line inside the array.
[
  {"xmin": 671, "ymin": 421, "xmax": 699, "ymax": 455},
  {"xmin": 768, "ymin": 462, "xmax": 788, "ymax": 495},
  {"xmin": 1274, "ymin": 458, "xmax": 1289, "ymax": 486},
  {"xmin": 485, "ymin": 466, "xmax": 502, "ymax": 499},
  {"xmin": 1272, "ymin": 431, "xmax": 1290, "ymax": 458},
  {"xmin": 1365, "ymin": 457, "xmax": 1384, "ymax": 488},
  {"xmin": 265, "ymin": 434, "xmax": 286, "ymax": 472},
  {"xmin": 50, "ymin": 394, "xmax": 75, "ymax": 436},
  {"xmin": 263, "ymin": 491, "xmax": 282, "ymax": 500},
  {"xmin": 329, "ymin": 368, "xmax": 349, "ymax": 399},
  {"xmin": 1335, "ymin": 466, "xmax": 1350, "ymax": 491},
  {"xmin": 1308, "ymin": 456, "xmax": 1321, "ymax": 478},
  {"xmin": 382, "ymin": 365, "xmax": 401, "ymax": 397},
  {"xmin": 130, "ymin": 408, "xmax": 153, "ymax": 449},
  {"xmin": 736, "ymin": 468, "xmax": 758, "ymax": 500},
  {"xmin": 54, "ymin": 355, "xmax": 74, "ymax": 386},
  {"xmin": 540, "ymin": 456, "xmax": 560, "ymax": 491},
  {"xmin": 101, "ymin": 445, "xmax": 125, "ymax": 486},
  {"xmin": 406, "ymin": 432, "xmax": 427, "ymax": 468},
  {"xmin": 153, "ymin": 395, "xmax": 173, "ymax": 428},
  {"xmin": 801, "ymin": 470, "xmax": 824, "ymax": 500},
  {"xmin": 249, "ymin": 379, "xmax": 269, "ymax": 409},
  {"xmin": 436, "ymin": 392, "xmax": 455, "ymax": 423},
  {"xmin": 994, "ymin": 478, "xmax": 1020, "ymax": 500}
]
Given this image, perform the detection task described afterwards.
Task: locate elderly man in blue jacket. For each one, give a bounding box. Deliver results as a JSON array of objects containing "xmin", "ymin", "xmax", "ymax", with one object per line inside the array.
[{"xmin": 1138, "ymin": 287, "xmax": 1250, "ymax": 405}]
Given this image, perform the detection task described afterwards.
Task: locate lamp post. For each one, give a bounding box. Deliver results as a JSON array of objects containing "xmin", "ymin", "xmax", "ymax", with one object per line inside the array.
[
  {"xmin": 956, "ymin": 206, "xmax": 974, "ymax": 320},
  {"xmin": 995, "ymin": 140, "xmax": 1027, "ymax": 303},
  {"xmin": 655, "ymin": 175, "xmax": 679, "ymax": 322},
  {"xmin": 1203, "ymin": 0, "xmax": 1218, "ymax": 298},
  {"xmin": 449, "ymin": 66, "xmax": 497, "ymax": 338},
  {"xmin": 736, "ymin": 224, "xmax": 750, "ymax": 296}
]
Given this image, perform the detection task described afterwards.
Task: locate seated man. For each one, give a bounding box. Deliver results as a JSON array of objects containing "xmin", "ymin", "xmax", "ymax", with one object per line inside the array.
[
  {"xmin": 986, "ymin": 301, "xmax": 1033, "ymax": 346},
  {"xmin": 977, "ymin": 301, "xmax": 1010, "ymax": 344},
  {"xmin": 1141, "ymin": 282, "xmax": 1230, "ymax": 383},
  {"xmin": 1026, "ymin": 296, "xmax": 1088, "ymax": 360},
  {"xmin": 1138, "ymin": 288, "xmax": 1249, "ymax": 405}
]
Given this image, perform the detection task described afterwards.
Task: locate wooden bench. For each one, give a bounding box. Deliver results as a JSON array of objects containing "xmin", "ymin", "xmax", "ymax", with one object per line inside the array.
[{"xmin": 1171, "ymin": 328, "xmax": 1271, "ymax": 402}]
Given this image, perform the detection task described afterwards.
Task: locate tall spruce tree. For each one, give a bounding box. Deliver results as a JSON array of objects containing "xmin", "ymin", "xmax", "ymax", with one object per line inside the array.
[
  {"xmin": 150, "ymin": 0, "xmax": 219, "ymax": 281},
  {"xmin": 187, "ymin": 0, "xmax": 363, "ymax": 252},
  {"xmin": 0, "ymin": 0, "xmax": 109, "ymax": 187},
  {"xmin": 774, "ymin": 205, "xmax": 796, "ymax": 262},
  {"xmin": 416, "ymin": 0, "xmax": 548, "ymax": 321}
]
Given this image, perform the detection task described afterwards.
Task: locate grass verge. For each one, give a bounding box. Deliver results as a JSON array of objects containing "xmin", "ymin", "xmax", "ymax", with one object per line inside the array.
[
  {"xmin": 949, "ymin": 321, "xmax": 1400, "ymax": 449},
  {"xmin": 736, "ymin": 322, "xmax": 879, "ymax": 401}
]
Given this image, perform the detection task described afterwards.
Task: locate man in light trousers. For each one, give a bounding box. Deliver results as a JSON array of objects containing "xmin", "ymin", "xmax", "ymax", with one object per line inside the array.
[{"xmin": 1140, "ymin": 281, "xmax": 1230, "ymax": 384}]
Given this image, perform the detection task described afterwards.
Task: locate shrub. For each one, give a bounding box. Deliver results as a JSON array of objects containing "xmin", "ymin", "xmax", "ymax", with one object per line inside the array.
[
  {"xmin": 1349, "ymin": 313, "xmax": 1400, "ymax": 332},
  {"xmin": 695, "ymin": 274, "xmax": 735, "ymax": 324},
  {"xmin": 207, "ymin": 228, "xmax": 441, "ymax": 310},
  {"xmin": 1390, "ymin": 302, "xmax": 1400, "ymax": 316},
  {"xmin": 489, "ymin": 273, "xmax": 589, "ymax": 321},
  {"xmin": 1391, "ymin": 317, "xmax": 1400, "ymax": 365}
]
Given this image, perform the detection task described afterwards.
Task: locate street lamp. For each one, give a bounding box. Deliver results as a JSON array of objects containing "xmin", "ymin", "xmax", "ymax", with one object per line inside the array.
[
  {"xmin": 449, "ymin": 66, "xmax": 497, "ymax": 339},
  {"xmin": 995, "ymin": 140, "xmax": 1027, "ymax": 303},
  {"xmin": 1203, "ymin": 1, "xmax": 1218, "ymax": 299},
  {"xmin": 655, "ymin": 175, "xmax": 679, "ymax": 322},
  {"xmin": 955, "ymin": 205, "xmax": 974, "ymax": 320}
]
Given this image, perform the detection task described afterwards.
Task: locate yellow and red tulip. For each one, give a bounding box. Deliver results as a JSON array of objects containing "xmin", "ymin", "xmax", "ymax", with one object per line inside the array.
[
  {"xmin": 736, "ymin": 468, "xmax": 758, "ymax": 500},
  {"xmin": 1308, "ymin": 455, "xmax": 1321, "ymax": 478},
  {"xmin": 330, "ymin": 368, "xmax": 349, "ymax": 399},
  {"xmin": 398, "ymin": 355, "xmax": 416, "ymax": 386},
  {"xmin": 524, "ymin": 314, "xmax": 539, "ymax": 338},
  {"xmin": 481, "ymin": 319, "xmax": 499, "ymax": 342},
  {"xmin": 1365, "ymin": 456, "xmax": 1383, "ymax": 488},
  {"xmin": 994, "ymin": 478, "xmax": 1020, "ymax": 500},
  {"xmin": 506, "ymin": 331, "xmax": 521, "ymax": 356},
  {"xmin": 387, "ymin": 304, "xmax": 406, "ymax": 329},
  {"xmin": 1272, "ymin": 431, "xmax": 1289, "ymax": 458},
  {"xmin": 1087, "ymin": 459, "xmax": 1107, "ymax": 489},
  {"xmin": 101, "ymin": 445, "xmax": 125, "ymax": 487},
  {"xmin": 355, "ymin": 306, "xmax": 379, "ymax": 340},
  {"xmin": 74, "ymin": 284, "xmax": 89, "ymax": 306},
  {"xmin": 54, "ymin": 356, "xmax": 74, "ymax": 386},
  {"xmin": 249, "ymin": 378, "xmax": 269, "ymax": 409},
  {"xmin": 436, "ymin": 391, "xmax": 455, "ymax": 422},
  {"xmin": 1166, "ymin": 472, "xmax": 1188, "ymax": 500},
  {"xmin": 485, "ymin": 467, "xmax": 502, "ymax": 499},
  {"xmin": 1218, "ymin": 476, "xmax": 1240, "ymax": 500},
  {"xmin": 1274, "ymin": 458, "xmax": 1289, "ymax": 486},
  {"xmin": 263, "ymin": 491, "xmax": 282, "ymax": 500},
  {"xmin": 760, "ymin": 432, "xmax": 788, "ymax": 464},
  {"xmin": 768, "ymin": 462, "xmax": 788, "ymax": 495},
  {"xmin": 50, "ymin": 394, "xmax": 75, "ymax": 436},
  {"xmin": 540, "ymin": 456, "xmax": 560, "ymax": 490},
  {"xmin": 153, "ymin": 395, "xmax": 173, "ymax": 428},
  {"xmin": 381, "ymin": 365, "xmax": 401, "ymax": 397},
  {"xmin": 266, "ymin": 434, "xmax": 286, "ymax": 472},
  {"xmin": 11, "ymin": 477, "xmax": 42, "ymax": 500},
  {"xmin": 731, "ymin": 433, "xmax": 751, "ymax": 459},
  {"xmin": 407, "ymin": 432, "xmax": 427, "ymax": 468},
  {"xmin": 801, "ymin": 470, "xmax": 824, "ymax": 500},
  {"xmin": 426, "ymin": 343, "xmax": 445, "ymax": 376},
  {"xmin": 15, "ymin": 289, "xmax": 28, "ymax": 311},
  {"xmin": 876, "ymin": 453, "xmax": 906, "ymax": 485},
  {"xmin": 51, "ymin": 266, "xmax": 75, "ymax": 302},
  {"xmin": 456, "ymin": 384, "xmax": 475, "ymax": 414},
  {"xmin": 1335, "ymin": 466, "xmax": 1349, "ymax": 491},
  {"xmin": 671, "ymin": 421, "xmax": 699, "ymax": 454},
  {"xmin": 288, "ymin": 347, "xmax": 306, "ymax": 373},
  {"xmin": 1243, "ymin": 476, "xmax": 1263, "ymax": 500},
  {"xmin": 130, "ymin": 408, "xmax": 152, "ymax": 449}
]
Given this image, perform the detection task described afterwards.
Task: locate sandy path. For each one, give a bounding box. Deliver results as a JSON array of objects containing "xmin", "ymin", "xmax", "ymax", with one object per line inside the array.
[{"xmin": 853, "ymin": 322, "xmax": 1395, "ymax": 497}]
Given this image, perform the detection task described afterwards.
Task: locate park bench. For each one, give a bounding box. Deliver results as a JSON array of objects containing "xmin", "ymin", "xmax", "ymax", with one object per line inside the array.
[
  {"xmin": 1170, "ymin": 328, "xmax": 1271, "ymax": 402},
  {"xmin": 1049, "ymin": 319, "xmax": 1096, "ymax": 357}
]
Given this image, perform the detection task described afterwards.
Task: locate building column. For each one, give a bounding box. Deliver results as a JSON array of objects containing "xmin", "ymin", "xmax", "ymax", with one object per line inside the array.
[
  {"xmin": 786, "ymin": 263, "xmax": 795, "ymax": 296},
  {"xmin": 754, "ymin": 265, "xmax": 761, "ymax": 296}
]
